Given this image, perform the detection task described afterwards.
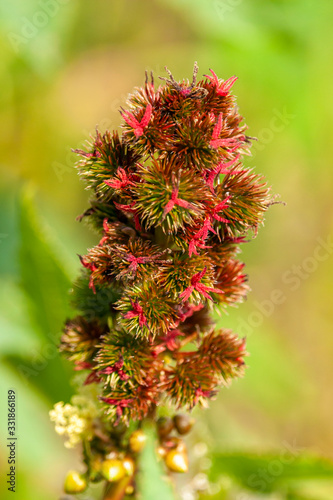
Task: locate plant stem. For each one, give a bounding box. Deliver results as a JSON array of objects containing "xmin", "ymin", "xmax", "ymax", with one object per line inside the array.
[{"xmin": 102, "ymin": 477, "xmax": 132, "ymax": 500}]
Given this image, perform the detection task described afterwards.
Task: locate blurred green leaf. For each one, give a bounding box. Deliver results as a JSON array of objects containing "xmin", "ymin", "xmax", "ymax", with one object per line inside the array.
[
  {"xmin": 209, "ymin": 452, "xmax": 333, "ymax": 496},
  {"xmin": 19, "ymin": 187, "xmax": 74, "ymax": 331},
  {"xmin": 287, "ymin": 480, "xmax": 333, "ymax": 500},
  {"xmin": 0, "ymin": 363, "xmax": 73, "ymax": 500},
  {"xmin": 0, "ymin": 0, "xmax": 78, "ymax": 76},
  {"xmin": 0, "ymin": 278, "xmax": 40, "ymax": 355},
  {"xmin": 4, "ymin": 187, "xmax": 76, "ymax": 402}
]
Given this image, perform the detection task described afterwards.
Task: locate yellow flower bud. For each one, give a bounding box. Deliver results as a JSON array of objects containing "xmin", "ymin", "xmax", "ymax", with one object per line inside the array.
[
  {"xmin": 123, "ymin": 456, "xmax": 135, "ymax": 476},
  {"xmin": 157, "ymin": 446, "xmax": 167, "ymax": 458},
  {"xmin": 165, "ymin": 449, "xmax": 189, "ymax": 473},
  {"xmin": 125, "ymin": 484, "xmax": 135, "ymax": 495},
  {"xmin": 129, "ymin": 430, "xmax": 146, "ymax": 453},
  {"xmin": 64, "ymin": 470, "xmax": 87, "ymax": 494},
  {"xmin": 101, "ymin": 459, "xmax": 126, "ymax": 482}
]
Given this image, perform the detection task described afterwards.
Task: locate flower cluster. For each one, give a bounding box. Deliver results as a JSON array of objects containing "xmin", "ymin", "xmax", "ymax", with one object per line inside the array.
[
  {"xmin": 49, "ymin": 396, "xmax": 98, "ymax": 448},
  {"xmin": 52, "ymin": 63, "xmax": 271, "ymax": 498}
]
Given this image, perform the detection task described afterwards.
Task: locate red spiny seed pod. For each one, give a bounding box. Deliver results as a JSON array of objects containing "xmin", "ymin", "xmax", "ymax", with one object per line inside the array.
[{"xmin": 53, "ymin": 62, "xmax": 272, "ymax": 494}]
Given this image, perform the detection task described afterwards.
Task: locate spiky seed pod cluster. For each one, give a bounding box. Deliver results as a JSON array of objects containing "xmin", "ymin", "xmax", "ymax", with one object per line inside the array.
[{"xmin": 53, "ymin": 63, "xmax": 271, "ymax": 496}]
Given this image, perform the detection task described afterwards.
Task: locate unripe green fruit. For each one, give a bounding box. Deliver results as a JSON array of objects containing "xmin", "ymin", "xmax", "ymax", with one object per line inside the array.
[
  {"xmin": 129, "ymin": 430, "xmax": 146, "ymax": 453},
  {"xmin": 101, "ymin": 459, "xmax": 126, "ymax": 482},
  {"xmin": 165, "ymin": 449, "xmax": 189, "ymax": 473},
  {"xmin": 173, "ymin": 414, "xmax": 194, "ymax": 435},
  {"xmin": 157, "ymin": 416, "xmax": 174, "ymax": 437},
  {"xmin": 64, "ymin": 470, "xmax": 87, "ymax": 494}
]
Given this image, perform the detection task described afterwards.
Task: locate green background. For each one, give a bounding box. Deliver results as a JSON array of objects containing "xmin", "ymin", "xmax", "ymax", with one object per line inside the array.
[{"xmin": 1, "ymin": 0, "xmax": 333, "ymax": 498}]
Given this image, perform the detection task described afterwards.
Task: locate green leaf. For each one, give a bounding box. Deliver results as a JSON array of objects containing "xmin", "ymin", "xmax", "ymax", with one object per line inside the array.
[{"xmin": 138, "ymin": 424, "xmax": 176, "ymax": 500}]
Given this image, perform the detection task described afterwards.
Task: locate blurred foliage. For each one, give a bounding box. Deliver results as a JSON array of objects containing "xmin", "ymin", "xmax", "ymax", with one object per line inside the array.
[
  {"xmin": 1, "ymin": 0, "xmax": 333, "ymax": 498},
  {"xmin": 207, "ymin": 452, "xmax": 333, "ymax": 499}
]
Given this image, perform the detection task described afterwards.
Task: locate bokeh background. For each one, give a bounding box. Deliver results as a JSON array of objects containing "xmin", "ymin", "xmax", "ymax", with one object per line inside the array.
[{"xmin": 1, "ymin": 0, "xmax": 333, "ymax": 499}]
